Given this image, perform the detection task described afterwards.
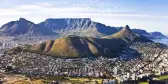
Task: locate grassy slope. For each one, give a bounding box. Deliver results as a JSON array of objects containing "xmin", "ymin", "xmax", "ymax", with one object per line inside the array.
[
  {"xmin": 103, "ymin": 25, "xmax": 137, "ymax": 43},
  {"xmin": 27, "ymin": 36, "xmax": 126, "ymax": 58},
  {"xmin": 7, "ymin": 25, "xmax": 151, "ymax": 58},
  {"xmin": 138, "ymin": 75, "xmax": 168, "ymax": 84},
  {"xmin": 156, "ymin": 75, "xmax": 168, "ymax": 80},
  {"xmin": 139, "ymin": 82, "xmax": 149, "ymax": 84}
]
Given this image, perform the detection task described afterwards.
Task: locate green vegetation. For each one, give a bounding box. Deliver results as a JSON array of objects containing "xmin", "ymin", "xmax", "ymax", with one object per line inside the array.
[
  {"xmin": 6, "ymin": 25, "xmax": 151, "ymax": 58},
  {"xmin": 139, "ymin": 75, "xmax": 168, "ymax": 84},
  {"xmin": 139, "ymin": 82, "xmax": 149, "ymax": 84},
  {"xmin": 156, "ymin": 75, "xmax": 168, "ymax": 80},
  {"xmin": 17, "ymin": 36, "xmax": 127, "ymax": 58},
  {"xmin": 103, "ymin": 25, "xmax": 137, "ymax": 43},
  {"xmin": 29, "ymin": 76, "xmax": 104, "ymax": 84}
]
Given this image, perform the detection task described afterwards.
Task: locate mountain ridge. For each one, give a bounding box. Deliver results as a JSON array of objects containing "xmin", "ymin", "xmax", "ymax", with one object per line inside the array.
[
  {"xmin": 132, "ymin": 29, "xmax": 167, "ymax": 39},
  {"xmin": 0, "ymin": 18, "xmax": 166, "ymax": 39},
  {"xmin": 6, "ymin": 25, "xmax": 152, "ymax": 58},
  {"xmin": 103, "ymin": 25, "xmax": 152, "ymax": 43}
]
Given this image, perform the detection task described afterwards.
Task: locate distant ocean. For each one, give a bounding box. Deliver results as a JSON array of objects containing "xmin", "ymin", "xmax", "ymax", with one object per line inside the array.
[{"xmin": 153, "ymin": 39, "xmax": 168, "ymax": 45}]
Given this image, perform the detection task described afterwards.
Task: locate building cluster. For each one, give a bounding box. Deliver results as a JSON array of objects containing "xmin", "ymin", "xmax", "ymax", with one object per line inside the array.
[{"xmin": 0, "ymin": 36, "xmax": 168, "ymax": 82}]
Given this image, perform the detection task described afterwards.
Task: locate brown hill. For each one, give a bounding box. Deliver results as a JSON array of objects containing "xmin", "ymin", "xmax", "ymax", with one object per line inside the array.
[
  {"xmin": 103, "ymin": 25, "xmax": 152, "ymax": 43},
  {"xmin": 6, "ymin": 25, "xmax": 152, "ymax": 58},
  {"xmin": 17, "ymin": 36, "xmax": 126, "ymax": 58}
]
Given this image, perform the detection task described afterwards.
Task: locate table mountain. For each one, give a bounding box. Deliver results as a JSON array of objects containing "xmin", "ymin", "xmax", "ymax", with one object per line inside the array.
[
  {"xmin": 0, "ymin": 18, "xmax": 121, "ymax": 37},
  {"xmin": 0, "ymin": 18, "xmax": 166, "ymax": 39}
]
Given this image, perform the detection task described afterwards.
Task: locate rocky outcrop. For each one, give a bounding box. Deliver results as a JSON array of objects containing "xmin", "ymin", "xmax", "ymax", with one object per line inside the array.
[
  {"xmin": 6, "ymin": 26, "xmax": 152, "ymax": 58},
  {"xmin": 0, "ymin": 18, "xmax": 39, "ymax": 35},
  {"xmin": 0, "ymin": 18, "xmax": 121, "ymax": 36},
  {"xmin": 0, "ymin": 18, "xmax": 166, "ymax": 39}
]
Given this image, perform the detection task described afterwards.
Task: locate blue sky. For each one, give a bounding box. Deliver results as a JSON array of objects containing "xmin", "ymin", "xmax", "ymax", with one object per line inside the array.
[{"xmin": 0, "ymin": 0, "xmax": 168, "ymax": 34}]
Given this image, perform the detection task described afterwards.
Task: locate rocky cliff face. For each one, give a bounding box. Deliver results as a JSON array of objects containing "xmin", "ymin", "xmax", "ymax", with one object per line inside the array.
[
  {"xmin": 0, "ymin": 18, "xmax": 166, "ymax": 39},
  {"xmin": 0, "ymin": 18, "xmax": 38, "ymax": 35},
  {"xmin": 6, "ymin": 26, "xmax": 152, "ymax": 58},
  {"xmin": 103, "ymin": 25, "xmax": 151, "ymax": 43},
  {"xmin": 0, "ymin": 18, "xmax": 121, "ymax": 37},
  {"xmin": 37, "ymin": 18, "xmax": 122, "ymax": 37},
  {"xmin": 38, "ymin": 18, "xmax": 93, "ymax": 31}
]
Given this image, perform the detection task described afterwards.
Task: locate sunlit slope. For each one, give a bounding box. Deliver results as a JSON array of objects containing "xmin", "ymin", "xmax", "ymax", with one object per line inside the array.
[
  {"xmin": 28, "ymin": 36, "xmax": 126, "ymax": 58},
  {"xmin": 7, "ymin": 25, "xmax": 152, "ymax": 58},
  {"xmin": 103, "ymin": 25, "xmax": 151, "ymax": 43}
]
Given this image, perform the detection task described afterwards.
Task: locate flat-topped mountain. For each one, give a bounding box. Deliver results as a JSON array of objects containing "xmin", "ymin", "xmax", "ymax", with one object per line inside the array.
[
  {"xmin": 0, "ymin": 18, "xmax": 166, "ymax": 39},
  {"xmin": 39, "ymin": 18, "xmax": 93, "ymax": 31},
  {"xmin": 0, "ymin": 18, "xmax": 121, "ymax": 37},
  {"xmin": 7, "ymin": 25, "xmax": 152, "ymax": 58}
]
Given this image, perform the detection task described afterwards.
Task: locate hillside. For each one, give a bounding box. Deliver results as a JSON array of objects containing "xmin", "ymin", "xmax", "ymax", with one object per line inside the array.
[
  {"xmin": 150, "ymin": 32, "xmax": 166, "ymax": 39},
  {"xmin": 0, "ymin": 18, "xmax": 121, "ymax": 37},
  {"xmin": 0, "ymin": 18, "xmax": 56, "ymax": 36},
  {"xmin": 0, "ymin": 18, "xmax": 166, "ymax": 39},
  {"xmin": 6, "ymin": 25, "xmax": 152, "ymax": 58},
  {"xmin": 0, "ymin": 18, "xmax": 38, "ymax": 35},
  {"xmin": 132, "ymin": 29, "xmax": 166, "ymax": 39},
  {"xmin": 23, "ymin": 36, "xmax": 126, "ymax": 58},
  {"xmin": 103, "ymin": 25, "xmax": 151, "ymax": 43},
  {"xmin": 132, "ymin": 29, "xmax": 151, "ymax": 37}
]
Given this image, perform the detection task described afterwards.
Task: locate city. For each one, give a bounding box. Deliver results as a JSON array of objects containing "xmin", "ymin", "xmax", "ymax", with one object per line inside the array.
[{"xmin": 0, "ymin": 35, "xmax": 167, "ymax": 83}]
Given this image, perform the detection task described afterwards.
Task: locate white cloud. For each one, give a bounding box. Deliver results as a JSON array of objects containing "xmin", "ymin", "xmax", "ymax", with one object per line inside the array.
[
  {"xmin": 0, "ymin": 2, "xmax": 166, "ymax": 21},
  {"xmin": 0, "ymin": 2, "xmax": 137, "ymax": 25},
  {"xmin": 0, "ymin": 1, "xmax": 137, "ymax": 16},
  {"xmin": 0, "ymin": 1, "xmax": 168, "ymax": 34}
]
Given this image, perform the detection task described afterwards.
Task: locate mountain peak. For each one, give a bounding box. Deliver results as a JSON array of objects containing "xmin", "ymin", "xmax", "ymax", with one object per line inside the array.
[
  {"xmin": 103, "ymin": 25, "xmax": 138, "ymax": 43},
  {"xmin": 122, "ymin": 25, "xmax": 131, "ymax": 31},
  {"xmin": 19, "ymin": 18, "xmax": 27, "ymax": 21},
  {"xmin": 18, "ymin": 18, "xmax": 29, "ymax": 23}
]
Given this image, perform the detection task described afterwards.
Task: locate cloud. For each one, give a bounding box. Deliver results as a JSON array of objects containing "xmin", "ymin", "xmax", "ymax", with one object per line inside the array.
[
  {"xmin": 0, "ymin": 1, "xmax": 168, "ymax": 34},
  {"xmin": 0, "ymin": 1, "xmax": 167, "ymax": 26},
  {"xmin": 0, "ymin": 1, "xmax": 137, "ymax": 16}
]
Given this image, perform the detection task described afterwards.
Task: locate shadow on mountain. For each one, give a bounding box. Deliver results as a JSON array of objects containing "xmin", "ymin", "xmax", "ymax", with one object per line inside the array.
[
  {"xmin": 119, "ymin": 47, "xmax": 141, "ymax": 61},
  {"xmin": 5, "ymin": 25, "xmax": 152, "ymax": 59}
]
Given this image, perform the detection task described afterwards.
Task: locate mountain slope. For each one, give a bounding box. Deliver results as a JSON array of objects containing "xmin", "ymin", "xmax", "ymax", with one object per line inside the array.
[
  {"xmin": 38, "ymin": 18, "xmax": 122, "ymax": 37},
  {"xmin": 103, "ymin": 25, "xmax": 151, "ymax": 43},
  {"xmin": 103, "ymin": 25, "xmax": 137, "ymax": 43},
  {"xmin": 0, "ymin": 18, "xmax": 165, "ymax": 39},
  {"xmin": 25, "ymin": 36, "xmax": 127, "ymax": 58},
  {"xmin": 6, "ymin": 25, "xmax": 152, "ymax": 58},
  {"xmin": 132, "ymin": 29, "xmax": 151, "ymax": 37},
  {"xmin": 150, "ymin": 32, "xmax": 166, "ymax": 39},
  {"xmin": 0, "ymin": 18, "xmax": 57, "ymax": 36},
  {"xmin": 0, "ymin": 18, "xmax": 121, "ymax": 37},
  {"xmin": 0, "ymin": 18, "xmax": 39, "ymax": 35},
  {"xmin": 132, "ymin": 29, "xmax": 167, "ymax": 39}
]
